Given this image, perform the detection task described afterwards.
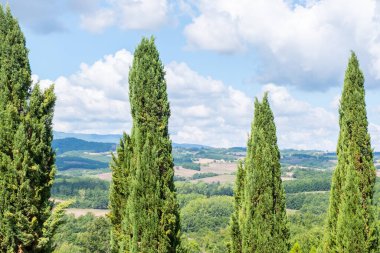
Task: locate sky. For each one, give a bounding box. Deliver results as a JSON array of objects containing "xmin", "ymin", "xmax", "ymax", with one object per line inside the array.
[{"xmin": 3, "ymin": 0, "xmax": 380, "ymax": 150}]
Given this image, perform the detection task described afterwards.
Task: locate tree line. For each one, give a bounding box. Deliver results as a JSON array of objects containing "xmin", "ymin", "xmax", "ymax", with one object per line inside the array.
[{"xmin": 0, "ymin": 4, "xmax": 378, "ymax": 253}]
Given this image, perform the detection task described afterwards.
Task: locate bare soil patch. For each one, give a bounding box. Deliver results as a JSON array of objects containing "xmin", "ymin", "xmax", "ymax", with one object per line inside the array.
[
  {"xmin": 281, "ymin": 177, "xmax": 296, "ymax": 181},
  {"xmin": 191, "ymin": 174, "xmax": 236, "ymax": 184},
  {"xmin": 194, "ymin": 158, "xmax": 216, "ymax": 165},
  {"xmin": 174, "ymin": 166, "xmax": 200, "ymax": 177},
  {"xmin": 65, "ymin": 208, "xmax": 108, "ymax": 217},
  {"xmin": 96, "ymin": 172, "xmax": 112, "ymax": 181},
  {"xmin": 286, "ymin": 209, "xmax": 299, "ymax": 214},
  {"xmin": 200, "ymin": 161, "xmax": 237, "ymax": 174}
]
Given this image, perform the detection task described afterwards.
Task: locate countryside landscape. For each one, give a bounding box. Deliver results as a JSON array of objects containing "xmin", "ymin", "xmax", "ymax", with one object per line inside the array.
[
  {"xmin": 49, "ymin": 133, "xmax": 380, "ymax": 252},
  {"xmin": 2, "ymin": 1, "xmax": 380, "ymax": 253}
]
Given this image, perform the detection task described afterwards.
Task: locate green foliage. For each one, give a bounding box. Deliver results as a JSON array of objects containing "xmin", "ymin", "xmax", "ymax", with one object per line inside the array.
[
  {"xmin": 179, "ymin": 238, "xmax": 201, "ymax": 253},
  {"xmin": 282, "ymin": 153, "xmax": 335, "ymax": 168},
  {"xmin": 286, "ymin": 192, "xmax": 329, "ymax": 211},
  {"xmin": 323, "ymin": 52, "xmax": 377, "ymax": 252},
  {"xmin": 287, "ymin": 190, "xmax": 328, "ymax": 252},
  {"xmin": 191, "ymin": 172, "xmax": 218, "ymax": 180},
  {"xmin": 230, "ymin": 161, "xmax": 244, "ymax": 253},
  {"xmin": 284, "ymin": 178, "xmax": 330, "ymax": 193},
  {"xmin": 290, "ymin": 242, "xmax": 302, "ymax": 253},
  {"xmin": 177, "ymin": 193, "xmax": 206, "ymax": 208},
  {"xmin": 53, "ymin": 243, "xmax": 83, "ymax": 253},
  {"xmin": 0, "ymin": 5, "xmax": 58, "ymax": 252},
  {"xmin": 53, "ymin": 214, "xmax": 110, "ymax": 253},
  {"xmin": 110, "ymin": 37, "xmax": 180, "ymax": 252},
  {"xmin": 176, "ymin": 181, "xmax": 233, "ymax": 196},
  {"xmin": 309, "ymin": 246, "xmax": 317, "ymax": 253},
  {"xmin": 195, "ymin": 149, "xmax": 236, "ymax": 161},
  {"xmin": 291, "ymin": 169, "xmax": 332, "ymax": 180},
  {"xmin": 176, "ymin": 189, "xmax": 241, "ymax": 253},
  {"xmin": 240, "ymin": 94, "xmax": 289, "ymax": 253},
  {"xmin": 173, "ymin": 153, "xmax": 201, "ymax": 170},
  {"xmin": 335, "ymin": 162, "xmax": 366, "ymax": 252},
  {"xmin": 51, "ymin": 176, "xmax": 109, "ymax": 209},
  {"xmin": 180, "ymin": 162, "xmax": 201, "ymax": 171},
  {"xmin": 181, "ymin": 196, "xmax": 233, "ymax": 233},
  {"xmin": 39, "ymin": 200, "xmax": 74, "ymax": 251}
]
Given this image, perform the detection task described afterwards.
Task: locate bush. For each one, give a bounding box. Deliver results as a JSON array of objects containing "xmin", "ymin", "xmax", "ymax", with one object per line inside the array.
[{"xmin": 181, "ymin": 196, "xmax": 233, "ymax": 233}]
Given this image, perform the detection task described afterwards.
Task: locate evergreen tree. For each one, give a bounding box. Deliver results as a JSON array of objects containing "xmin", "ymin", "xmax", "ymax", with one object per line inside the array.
[
  {"xmin": 109, "ymin": 133, "xmax": 132, "ymax": 252},
  {"xmin": 335, "ymin": 155, "xmax": 366, "ymax": 252},
  {"xmin": 230, "ymin": 161, "xmax": 244, "ymax": 253},
  {"xmin": 323, "ymin": 52, "xmax": 377, "ymax": 252},
  {"xmin": 0, "ymin": 5, "xmax": 57, "ymax": 252},
  {"xmin": 240, "ymin": 94, "xmax": 289, "ymax": 253},
  {"xmin": 109, "ymin": 37, "xmax": 180, "ymax": 253}
]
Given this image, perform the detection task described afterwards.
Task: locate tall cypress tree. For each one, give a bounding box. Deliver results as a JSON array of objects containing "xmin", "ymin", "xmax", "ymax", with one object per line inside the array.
[
  {"xmin": 109, "ymin": 133, "xmax": 132, "ymax": 252},
  {"xmin": 109, "ymin": 37, "xmax": 180, "ymax": 253},
  {"xmin": 230, "ymin": 161, "xmax": 244, "ymax": 253},
  {"xmin": 0, "ymin": 5, "xmax": 58, "ymax": 252},
  {"xmin": 240, "ymin": 94, "xmax": 289, "ymax": 253},
  {"xmin": 323, "ymin": 52, "xmax": 377, "ymax": 252}
]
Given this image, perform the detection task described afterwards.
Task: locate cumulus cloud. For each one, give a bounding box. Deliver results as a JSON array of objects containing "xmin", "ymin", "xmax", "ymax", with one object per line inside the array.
[
  {"xmin": 262, "ymin": 84, "xmax": 339, "ymax": 150},
  {"xmin": 79, "ymin": 0, "xmax": 169, "ymax": 33},
  {"xmin": 166, "ymin": 61, "xmax": 252, "ymax": 147},
  {"xmin": 35, "ymin": 49, "xmax": 134, "ymax": 134},
  {"xmin": 33, "ymin": 49, "xmax": 251, "ymax": 147},
  {"xmin": 32, "ymin": 48, "xmax": 360, "ymax": 149},
  {"xmin": 183, "ymin": 0, "xmax": 380, "ymax": 90}
]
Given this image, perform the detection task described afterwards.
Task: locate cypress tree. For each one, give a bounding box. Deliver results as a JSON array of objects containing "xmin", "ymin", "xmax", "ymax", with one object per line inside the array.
[
  {"xmin": 335, "ymin": 156, "xmax": 366, "ymax": 252},
  {"xmin": 230, "ymin": 161, "xmax": 244, "ymax": 253},
  {"xmin": 323, "ymin": 52, "xmax": 377, "ymax": 252},
  {"xmin": 109, "ymin": 37, "xmax": 180, "ymax": 253},
  {"xmin": 0, "ymin": 5, "xmax": 58, "ymax": 252},
  {"xmin": 109, "ymin": 133, "xmax": 132, "ymax": 252},
  {"xmin": 240, "ymin": 94, "xmax": 289, "ymax": 253}
]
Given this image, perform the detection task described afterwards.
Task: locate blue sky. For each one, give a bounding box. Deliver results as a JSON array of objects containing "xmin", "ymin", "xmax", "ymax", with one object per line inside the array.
[{"xmin": 3, "ymin": 0, "xmax": 380, "ymax": 150}]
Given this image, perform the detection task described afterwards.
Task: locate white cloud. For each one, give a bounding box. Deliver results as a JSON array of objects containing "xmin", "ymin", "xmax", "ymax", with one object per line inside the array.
[
  {"xmin": 34, "ymin": 49, "xmax": 252, "ymax": 147},
  {"xmin": 34, "ymin": 48, "xmax": 379, "ymax": 150},
  {"xmin": 166, "ymin": 61, "xmax": 252, "ymax": 147},
  {"xmin": 369, "ymin": 123, "xmax": 380, "ymax": 151},
  {"xmin": 184, "ymin": 12, "xmax": 244, "ymax": 52},
  {"xmin": 35, "ymin": 49, "xmax": 134, "ymax": 134},
  {"xmin": 80, "ymin": 0, "xmax": 169, "ymax": 32},
  {"xmin": 80, "ymin": 9, "xmax": 115, "ymax": 33},
  {"xmin": 262, "ymin": 84, "xmax": 339, "ymax": 150},
  {"xmin": 330, "ymin": 94, "xmax": 341, "ymax": 109},
  {"xmin": 184, "ymin": 0, "xmax": 380, "ymax": 90}
]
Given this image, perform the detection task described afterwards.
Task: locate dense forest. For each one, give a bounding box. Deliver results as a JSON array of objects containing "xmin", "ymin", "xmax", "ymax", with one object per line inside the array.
[{"xmin": 0, "ymin": 4, "xmax": 379, "ymax": 253}]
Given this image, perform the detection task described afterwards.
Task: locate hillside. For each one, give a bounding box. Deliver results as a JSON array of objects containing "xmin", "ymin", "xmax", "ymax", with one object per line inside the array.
[
  {"xmin": 53, "ymin": 138, "xmax": 116, "ymax": 154},
  {"xmin": 50, "ymin": 136, "xmax": 380, "ymax": 252}
]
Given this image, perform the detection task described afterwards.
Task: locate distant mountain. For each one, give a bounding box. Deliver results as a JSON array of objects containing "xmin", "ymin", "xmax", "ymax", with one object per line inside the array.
[
  {"xmin": 54, "ymin": 131, "xmax": 121, "ymax": 143},
  {"xmin": 52, "ymin": 138, "xmax": 116, "ymax": 154},
  {"xmin": 172, "ymin": 143, "xmax": 210, "ymax": 149},
  {"xmin": 56, "ymin": 156, "xmax": 109, "ymax": 171},
  {"xmin": 54, "ymin": 132, "xmax": 211, "ymax": 149}
]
